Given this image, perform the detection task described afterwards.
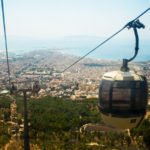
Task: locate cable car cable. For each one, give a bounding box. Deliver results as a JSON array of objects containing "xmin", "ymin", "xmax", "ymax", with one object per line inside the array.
[
  {"xmin": 62, "ymin": 27, "xmax": 125, "ymax": 73},
  {"xmin": 62, "ymin": 8, "xmax": 150, "ymax": 73},
  {"xmin": 1, "ymin": 0, "xmax": 11, "ymax": 84}
]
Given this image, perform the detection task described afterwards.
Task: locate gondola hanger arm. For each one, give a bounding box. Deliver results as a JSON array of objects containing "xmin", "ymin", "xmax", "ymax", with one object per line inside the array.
[{"xmin": 120, "ymin": 20, "xmax": 145, "ymax": 72}]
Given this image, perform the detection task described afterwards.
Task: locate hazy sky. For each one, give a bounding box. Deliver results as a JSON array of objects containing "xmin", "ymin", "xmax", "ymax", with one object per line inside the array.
[{"xmin": 0, "ymin": 0, "xmax": 150, "ymax": 39}]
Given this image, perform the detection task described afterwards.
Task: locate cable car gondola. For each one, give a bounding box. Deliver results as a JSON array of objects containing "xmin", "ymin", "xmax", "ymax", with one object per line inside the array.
[{"xmin": 98, "ymin": 20, "xmax": 148, "ymax": 129}]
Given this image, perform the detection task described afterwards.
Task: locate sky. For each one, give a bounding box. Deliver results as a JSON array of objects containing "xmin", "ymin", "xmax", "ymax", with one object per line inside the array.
[
  {"xmin": 0, "ymin": 0, "xmax": 149, "ymax": 38},
  {"xmin": 0, "ymin": 0, "xmax": 150, "ymax": 60}
]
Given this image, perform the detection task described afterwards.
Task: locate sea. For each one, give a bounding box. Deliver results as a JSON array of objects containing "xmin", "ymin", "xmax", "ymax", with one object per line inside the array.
[{"xmin": 0, "ymin": 36, "xmax": 149, "ymax": 61}]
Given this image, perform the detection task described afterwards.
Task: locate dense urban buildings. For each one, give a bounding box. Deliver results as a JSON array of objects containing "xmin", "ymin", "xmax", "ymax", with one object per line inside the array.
[{"xmin": 0, "ymin": 49, "xmax": 150, "ymax": 100}]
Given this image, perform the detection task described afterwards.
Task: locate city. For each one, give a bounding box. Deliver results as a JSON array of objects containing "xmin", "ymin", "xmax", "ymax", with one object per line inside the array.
[{"xmin": 0, "ymin": 49, "xmax": 150, "ymax": 100}]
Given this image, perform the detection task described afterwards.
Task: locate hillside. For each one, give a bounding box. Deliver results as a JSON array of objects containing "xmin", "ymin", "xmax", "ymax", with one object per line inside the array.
[{"xmin": 0, "ymin": 96, "xmax": 150, "ymax": 150}]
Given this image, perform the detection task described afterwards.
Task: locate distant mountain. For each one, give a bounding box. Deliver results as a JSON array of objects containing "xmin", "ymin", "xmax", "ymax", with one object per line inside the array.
[{"xmin": 63, "ymin": 35, "xmax": 104, "ymax": 41}]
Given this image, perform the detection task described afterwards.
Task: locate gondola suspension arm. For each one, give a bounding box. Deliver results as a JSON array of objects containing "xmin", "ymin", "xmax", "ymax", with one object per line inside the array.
[{"xmin": 120, "ymin": 20, "xmax": 145, "ymax": 72}]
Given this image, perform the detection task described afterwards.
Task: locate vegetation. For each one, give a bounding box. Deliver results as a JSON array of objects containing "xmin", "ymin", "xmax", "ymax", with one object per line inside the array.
[
  {"xmin": 84, "ymin": 63, "xmax": 114, "ymax": 67},
  {"xmin": 16, "ymin": 96, "xmax": 150, "ymax": 150},
  {"xmin": 0, "ymin": 96, "xmax": 11, "ymax": 108},
  {"xmin": 0, "ymin": 123, "xmax": 11, "ymax": 148},
  {"xmin": 0, "ymin": 95, "xmax": 150, "ymax": 149},
  {"xmin": 0, "ymin": 96, "xmax": 11, "ymax": 148},
  {"xmin": 131, "ymin": 119, "xmax": 150, "ymax": 150},
  {"xmin": 16, "ymin": 97, "xmax": 102, "ymax": 132},
  {"xmin": 0, "ymin": 96, "xmax": 11, "ymax": 122},
  {"xmin": 84, "ymin": 63, "xmax": 106, "ymax": 67}
]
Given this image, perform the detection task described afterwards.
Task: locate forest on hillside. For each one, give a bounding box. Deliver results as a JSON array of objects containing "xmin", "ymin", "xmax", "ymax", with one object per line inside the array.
[{"xmin": 0, "ymin": 96, "xmax": 150, "ymax": 150}]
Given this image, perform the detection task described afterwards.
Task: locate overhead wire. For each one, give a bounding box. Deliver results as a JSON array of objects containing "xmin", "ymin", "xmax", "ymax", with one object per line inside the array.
[
  {"xmin": 62, "ymin": 8, "xmax": 150, "ymax": 73},
  {"xmin": 1, "ymin": 0, "xmax": 11, "ymax": 84},
  {"xmin": 0, "ymin": 1, "xmax": 149, "ymax": 77}
]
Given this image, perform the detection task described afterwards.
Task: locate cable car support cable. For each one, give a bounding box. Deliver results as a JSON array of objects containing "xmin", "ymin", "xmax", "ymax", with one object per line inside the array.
[
  {"xmin": 62, "ymin": 8, "xmax": 150, "ymax": 73},
  {"xmin": 1, "ymin": 0, "xmax": 11, "ymax": 84}
]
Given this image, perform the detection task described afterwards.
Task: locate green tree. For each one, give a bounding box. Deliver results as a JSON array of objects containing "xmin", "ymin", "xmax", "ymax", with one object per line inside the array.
[
  {"xmin": 125, "ymin": 136, "xmax": 131, "ymax": 147},
  {"xmin": 143, "ymin": 128, "xmax": 150, "ymax": 150}
]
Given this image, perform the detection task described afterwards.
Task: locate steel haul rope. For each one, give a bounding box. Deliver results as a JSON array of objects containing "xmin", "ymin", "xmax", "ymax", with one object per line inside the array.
[
  {"xmin": 62, "ymin": 8, "xmax": 150, "ymax": 73},
  {"xmin": 1, "ymin": 0, "xmax": 11, "ymax": 84}
]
